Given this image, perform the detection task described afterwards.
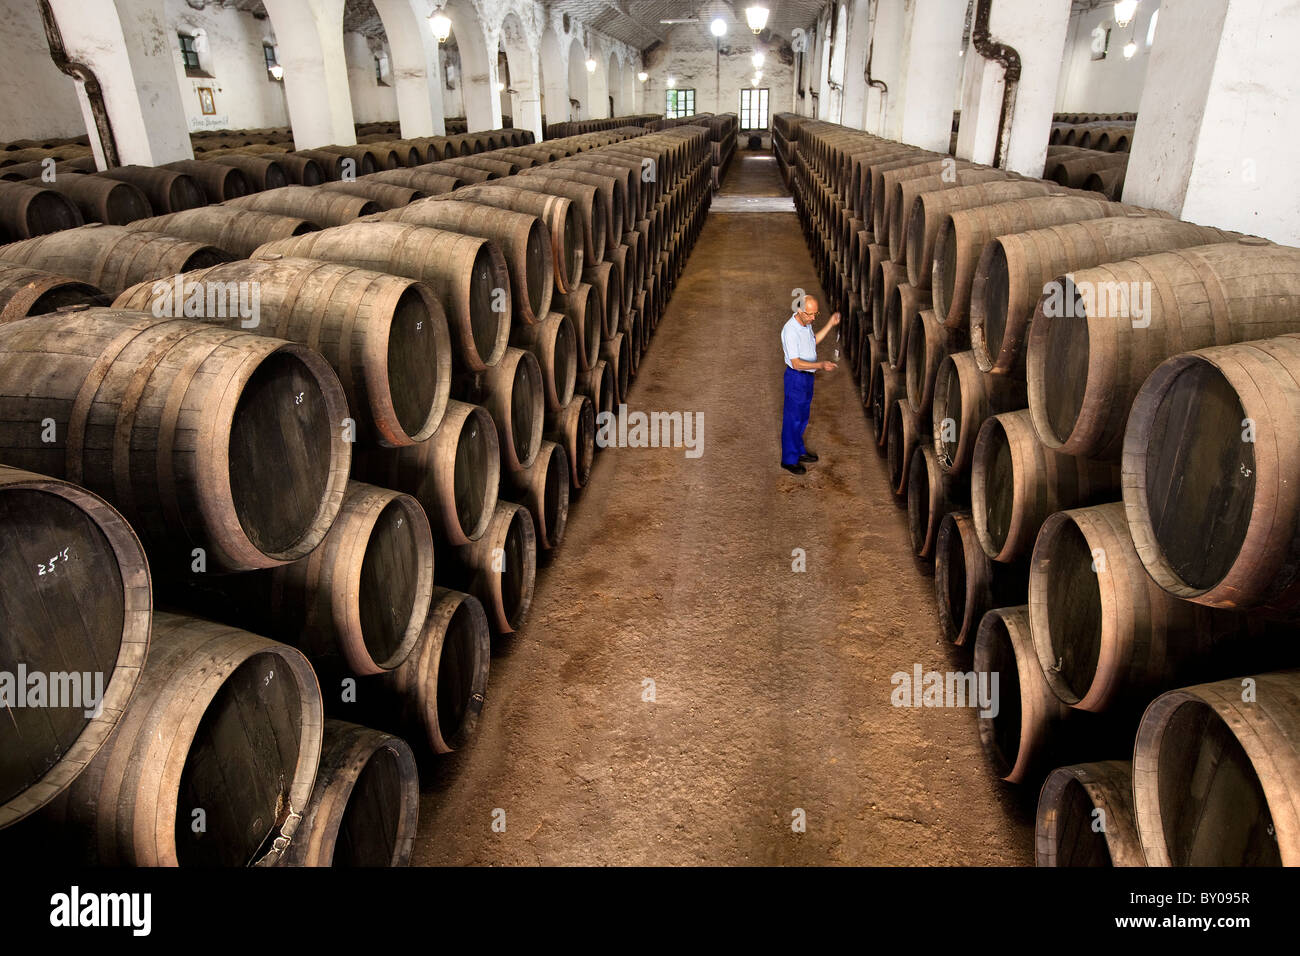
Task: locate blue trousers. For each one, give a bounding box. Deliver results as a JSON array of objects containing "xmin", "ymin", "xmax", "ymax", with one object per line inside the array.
[{"xmin": 781, "ymin": 366, "xmax": 815, "ymax": 465}]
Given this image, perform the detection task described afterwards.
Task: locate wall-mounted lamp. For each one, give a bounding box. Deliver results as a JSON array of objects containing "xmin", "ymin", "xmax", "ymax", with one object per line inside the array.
[
  {"xmin": 429, "ymin": 11, "xmax": 451, "ymax": 43},
  {"xmin": 637, "ymin": 71, "xmax": 648, "ymax": 82},
  {"xmin": 745, "ymin": 5, "xmax": 768, "ymax": 34},
  {"xmin": 1122, "ymin": 40, "xmax": 1137, "ymax": 58},
  {"xmin": 269, "ymin": 64, "xmax": 284, "ymax": 80}
]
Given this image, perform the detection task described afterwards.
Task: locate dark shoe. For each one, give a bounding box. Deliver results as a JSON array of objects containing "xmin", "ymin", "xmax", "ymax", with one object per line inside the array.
[
  {"xmin": 781, "ymin": 462, "xmax": 807, "ymax": 475},
  {"xmin": 799, "ymin": 450, "xmax": 819, "ymax": 463}
]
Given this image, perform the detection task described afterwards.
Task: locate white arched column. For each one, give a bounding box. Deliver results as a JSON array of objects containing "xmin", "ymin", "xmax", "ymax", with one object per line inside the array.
[
  {"xmin": 567, "ymin": 35, "xmax": 587, "ymax": 119},
  {"xmin": 373, "ymin": 0, "xmax": 446, "ymax": 137},
  {"xmin": 49, "ymin": 0, "xmax": 193, "ymax": 165},
  {"xmin": 500, "ymin": 11, "xmax": 541, "ymax": 140},
  {"xmin": 539, "ymin": 23, "xmax": 566, "ymax": 128},
  {"xmin": 445, "ymin": 0, "xmax": 499, "ymax": 131},
  {"xmin": 262, "ymin": 0, "xmax": 356, "ymax": 148}
]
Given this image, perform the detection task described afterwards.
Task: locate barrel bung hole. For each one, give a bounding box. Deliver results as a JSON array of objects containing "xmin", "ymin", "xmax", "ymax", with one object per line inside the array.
[
  {"xmin": 229, "ymin": 352, "xmax": 333, "ymax": 555},
  {"xmin": 1145, "ymin": 362, "xmax": 1253, "ymax": 590},
  {"xmin": 176, "ymin": 651, "xmax": 304, "ymax": 867},
  {"xmin": 1042, "ymin": 518, "xmax": 1103, "ymax": 705},
  {"xmin": 358, "ymin": 499, "xmax": 422, "ymax": 669},
  {"xmin": 0, "ymin": 490, "xmax": 124, "ymax": 804},
  {"xmin": 1039, "ymin": 276, "xmax": 1090, "ymax": 444},
  {"xmin": 976, "ymin": 617, "xmax": 1022, "ymax": 778},
  {"xmin": 387, "ymin": 287, "xmax": 442, "ymax": 438},
  {"xmin": 333, "ymin": 745, "xmax": 406, "ymax": 867},
  {"xmin": 1156, "ymin": 700, "xmax": 1280, "ymax": 866}
]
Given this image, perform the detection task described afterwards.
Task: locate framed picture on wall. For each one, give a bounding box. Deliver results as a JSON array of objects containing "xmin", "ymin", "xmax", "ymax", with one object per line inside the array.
[{"xmin": 197, "ymin": 87, "xmax": 216, "ymax": 115}]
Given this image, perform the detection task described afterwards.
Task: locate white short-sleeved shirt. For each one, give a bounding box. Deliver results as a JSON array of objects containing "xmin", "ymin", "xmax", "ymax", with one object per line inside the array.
[{"xmin": 781, "ymin": 315, "xmax": 817, "ymax": 369}]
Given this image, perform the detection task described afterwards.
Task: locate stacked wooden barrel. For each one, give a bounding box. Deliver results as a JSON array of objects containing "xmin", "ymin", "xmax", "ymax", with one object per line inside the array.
[
  {"xmin": 784, "ymin": 114, "xmax": 1300, "ymax": 867},
  {"xmin": 0, "ymin": 119, "xmax": 715, "ymax": 867}
]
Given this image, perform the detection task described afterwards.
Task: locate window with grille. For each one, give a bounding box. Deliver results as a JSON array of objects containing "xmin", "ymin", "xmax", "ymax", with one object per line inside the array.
[
  {"xmin": 665, "ymin": 89, "xmax": 695, "ymax": 119},
  {"xmin": 263, "ymin": 44, "xmax": 278, "ymax": 69},
  {"xmin": 740, "ymin": 88, "xmax": 769, "ymax": 130},
  {"xmin": 179, "ymin": 34, "xmax": 202, "ymax": 72}
]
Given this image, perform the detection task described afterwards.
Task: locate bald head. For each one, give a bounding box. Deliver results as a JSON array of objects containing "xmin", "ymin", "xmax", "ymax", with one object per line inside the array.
[{"xmin": 797, "ymin": 294, "xmax": 820, "ymax": 326}]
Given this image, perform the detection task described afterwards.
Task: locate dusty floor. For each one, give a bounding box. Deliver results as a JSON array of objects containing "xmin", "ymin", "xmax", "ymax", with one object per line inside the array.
[{"xmin": 413, "ymin": 151, "xmax": 1034, "ymax": 865}]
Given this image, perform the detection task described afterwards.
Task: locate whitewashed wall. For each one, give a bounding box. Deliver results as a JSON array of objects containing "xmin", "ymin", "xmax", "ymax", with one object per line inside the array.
[
  {"xmin": 0, "ymin": 0, "xmax": 84, "ymax": 139},
  {"xmin": 1054, "ymin": 0, "xmax": 1161, "ymax": 113},
  {"xmin": 344, "ymin": 29, "xmax": 399, "ymax": 123}
]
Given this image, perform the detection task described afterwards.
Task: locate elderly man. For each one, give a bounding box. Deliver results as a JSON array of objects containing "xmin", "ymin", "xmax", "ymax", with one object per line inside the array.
[{"xmin": 780, "ymin": 293, "xmax": 839, "ymax": 475}]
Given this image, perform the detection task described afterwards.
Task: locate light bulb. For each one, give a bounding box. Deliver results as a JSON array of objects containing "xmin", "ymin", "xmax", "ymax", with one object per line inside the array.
[
  {"xmin": 710, "ymin": 17, "xmax": 727, "ymax": 37},
  {"xmin": 745, "ymin": 5, "xmax": 768, "ymax": 34},
  {"xmin": 1123, "ymin": 40, "xmax": 1137, "ymax": 58},
  {"xmin": 1114, "ymin": 0, "xmax": 1138, "ymax": 27},
  {"xmin": 429, "ymin": 12, "xmax": 451, "ymax": 43}
]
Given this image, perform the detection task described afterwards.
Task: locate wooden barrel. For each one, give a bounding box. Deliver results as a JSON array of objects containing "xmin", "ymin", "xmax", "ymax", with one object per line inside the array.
[
  {"xmin": 902, "ymin": 179, "xmax": 1059, "ymax": 288},
  {"xmin": 95, "ymin": 166, "xmax": 205, "ymax": 213},
  {"xmin": 1124, "ymin": 334, "xmax": 1300, "ymax": 612},
  {"xmin": 872, "ymin": 260, "xmax": 906, "ymax": 340},
  {"xmin": 447, "ymin": 155, "xmax": 520, "ymax": 178},
  {"xmin": 972, "ymin": 606, "xmax": 1072, "ymax": 783},
  {"xmin": 447, "ymin": 183, "xmax": 582, "ymax": 295},
  {"xmin": 1133, "ymin": 670, "xmax": 1300, "ymax": 866},
  {"xmin": 600, "ymin": 332, "xmax": 630, "ymax": 406},
  {"xmin": 1036, "ymin": 761, "xmax": 1145, "ymax": 866},
  {"xmin": 971, "ymin": 410, "xmax": 1119, "ymax": 562},
  {"xmin": 368, "ymin": 587, "xmax": 491, "ymax": 754},
  {"xmin": 521, "ymin": 168, "xmax": 624, "ymax": 253},
  {"xmin": 43, "ymin": 612, "xmax": 322, "ymax": 866},
  {"xmin": 871, "ymin": 156, "xmax": 952, "ymax": 238},
  {"xmin": 610, "ymin": 243, "xmax": 636, "ymax": 320},
  {"xmin": 443, "ymin": 501, "xmax": 537, "ymax": 634},
  {"xmin": 163, "ymin": 159, "xmax": 251, "ymax": 202},
  {"xmin": 0, "ymin": 466, "xmax": 150, "ymax": 829},
  {"xmin": 886, "ymin": 167, "xmax": 1010, "ymax": 263},
  {"xmin": 320, "ymin": 144, "xmax": 394, "ymax": 172},
  {"xmin": 1028, "ymin": 503, "xmax": 1265, "ymax": 713},
  {"xmin": 583, "ymin": 260, "xmax": 622, "ymax": 339},
  {"xmin": 292, "ymin": 149, "xmax": 353, "ymax": 180},
  {"xmin": 885, "ymin": 399, "xmax": 921, "ymax": 500},
  {"xmin": 930, "ymin": 349, "xmax": 1026, "ymax": 477},
  {"xmin": 0, "ymin": 224, "xmax": 232, "ymax": 295},
  {"xmin": 0, "ymin": 181, "xmax": 84, "ymax": 240},
  {"xmin": 463, "ymin": 346, "xmax": 544, "ymax": 472},
  {"xmin": 884, "ymin": 281, "xmax": 930, "ymax": 371},
  {"xmin": 254, "ymin": 221, "xmax": 510, "ymax": 373},
  {"xmin": 25, "ymin": 174, "xmax": 150, "ymax": 226},
  {"xmin": 499, "ymin": 175, "xmax": 606, "ymax": 266},
  {"xmin": 906, "ymin": 443, "xmax": 966, "ymax": 570},
  {"xmin": 244, "ymin": 152, "xmax": 324, "ymax": 186},
  {"xmin": 904, "ymin": 308, "xmax": 960, "ymax": 418},
  {"xmin": 579, "ymin": 358, "xmax": 615, "ymax": 420},
  {"xmin": 319, "ymin": 180, "xmax": 425, "ymax": 210},
  {"xmin": 261, "ymin": 481, "xmax": 433, "ymax": 676},
  {"xmin": 1084, "ymin": 166, "xmax": 1126, "ymax": 200},
  {"xmin": 225, "ymin": 186, "xmax": 381, "ymax": 227},
  {"xmin": 870, "ymin": 363, "xmax": 904, "ymax": 452},
  {"xmin": 1028, "ymin": 240, "xmax": 1300, "ymax": 460},
  {"xmin": 353, "ymin": 400, "xmax": 500, "ymax": 546},
  {"xmin": 282, "ymin": 720, "xmax": 419, "ymax": 869},
  {"xmin": 931, "ymin": 195, "xmax": 1151, "ymax": 330},
  {"xmin": 0, "ymin": 262, "xmax": 103, "ymax": 323},
  {"xmin": 970, "ymin": 215, "xmax": 1237, "ymax": 375},
  {"xmin": 512, "ymin": 310, "xmax": 577, "ymax": 414},
  {"xmin": 933, "ymin": 510, "xmax": 1028, "ymax": 646},
  {"xmin": 558, "ymin": 158, "xmax": 644, "ymax": 222},
  {"xmin": 424, "ymin": 160, "xmax": 495, "ymax": 184},
  {"xmin": 114, "ymin": 255, "xmax": 450, "ymax": 446},
  {"xmin": 204, "ymin": 154, "xmax": 291, "ymax": 191},
  {"xmin": 1046, "ymin": 152, "xmax": 1128, "ymax": 189},
  {"xmin": 546, "ymin": 395, "xmax": 596, "ymax": 491},
  {"xmin": 382, "ymin": 198, "xmax": 552, "ymax": 326},
  {"xmin": 556, "ymin": 281, "xmax": 601, "ymax": 370},
  {"xmin": 124, "ymin": 207, "xmax": 319, "ymax": 257},
  {"xmin": 505, "ymin": 439, "xmax": 570, "ymax": 551},
  {"xmin": 0, "ymin": 308, "xmax": 351, "ymax": 570}
]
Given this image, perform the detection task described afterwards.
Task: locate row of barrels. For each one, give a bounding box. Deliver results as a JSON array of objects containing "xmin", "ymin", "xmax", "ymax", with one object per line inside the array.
[
  {"xmin": 1043, "ymin": 145, "xmax": 1129, "ymax": 198},
  {"xmin": 0, "ymin": 127, "xmax": 536, "ymax": 240},
  {"xmin": 786, "ymin": 116, "xmax": 1300, "ymax": 867},
  {"xmin": 1053, "ymin": 112, "xmax": 1136, "ymax": 124},
  {"xmin": 0, "ymin": 122, "xmax": 717, "ymax": 865},
  {"xmin": 543, "ymin": 115, "xmax": 661, "ymax": 139},
  {"xmin": 1048, "ymin": 120, "xmax": 1135, "ymax": 152}
]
